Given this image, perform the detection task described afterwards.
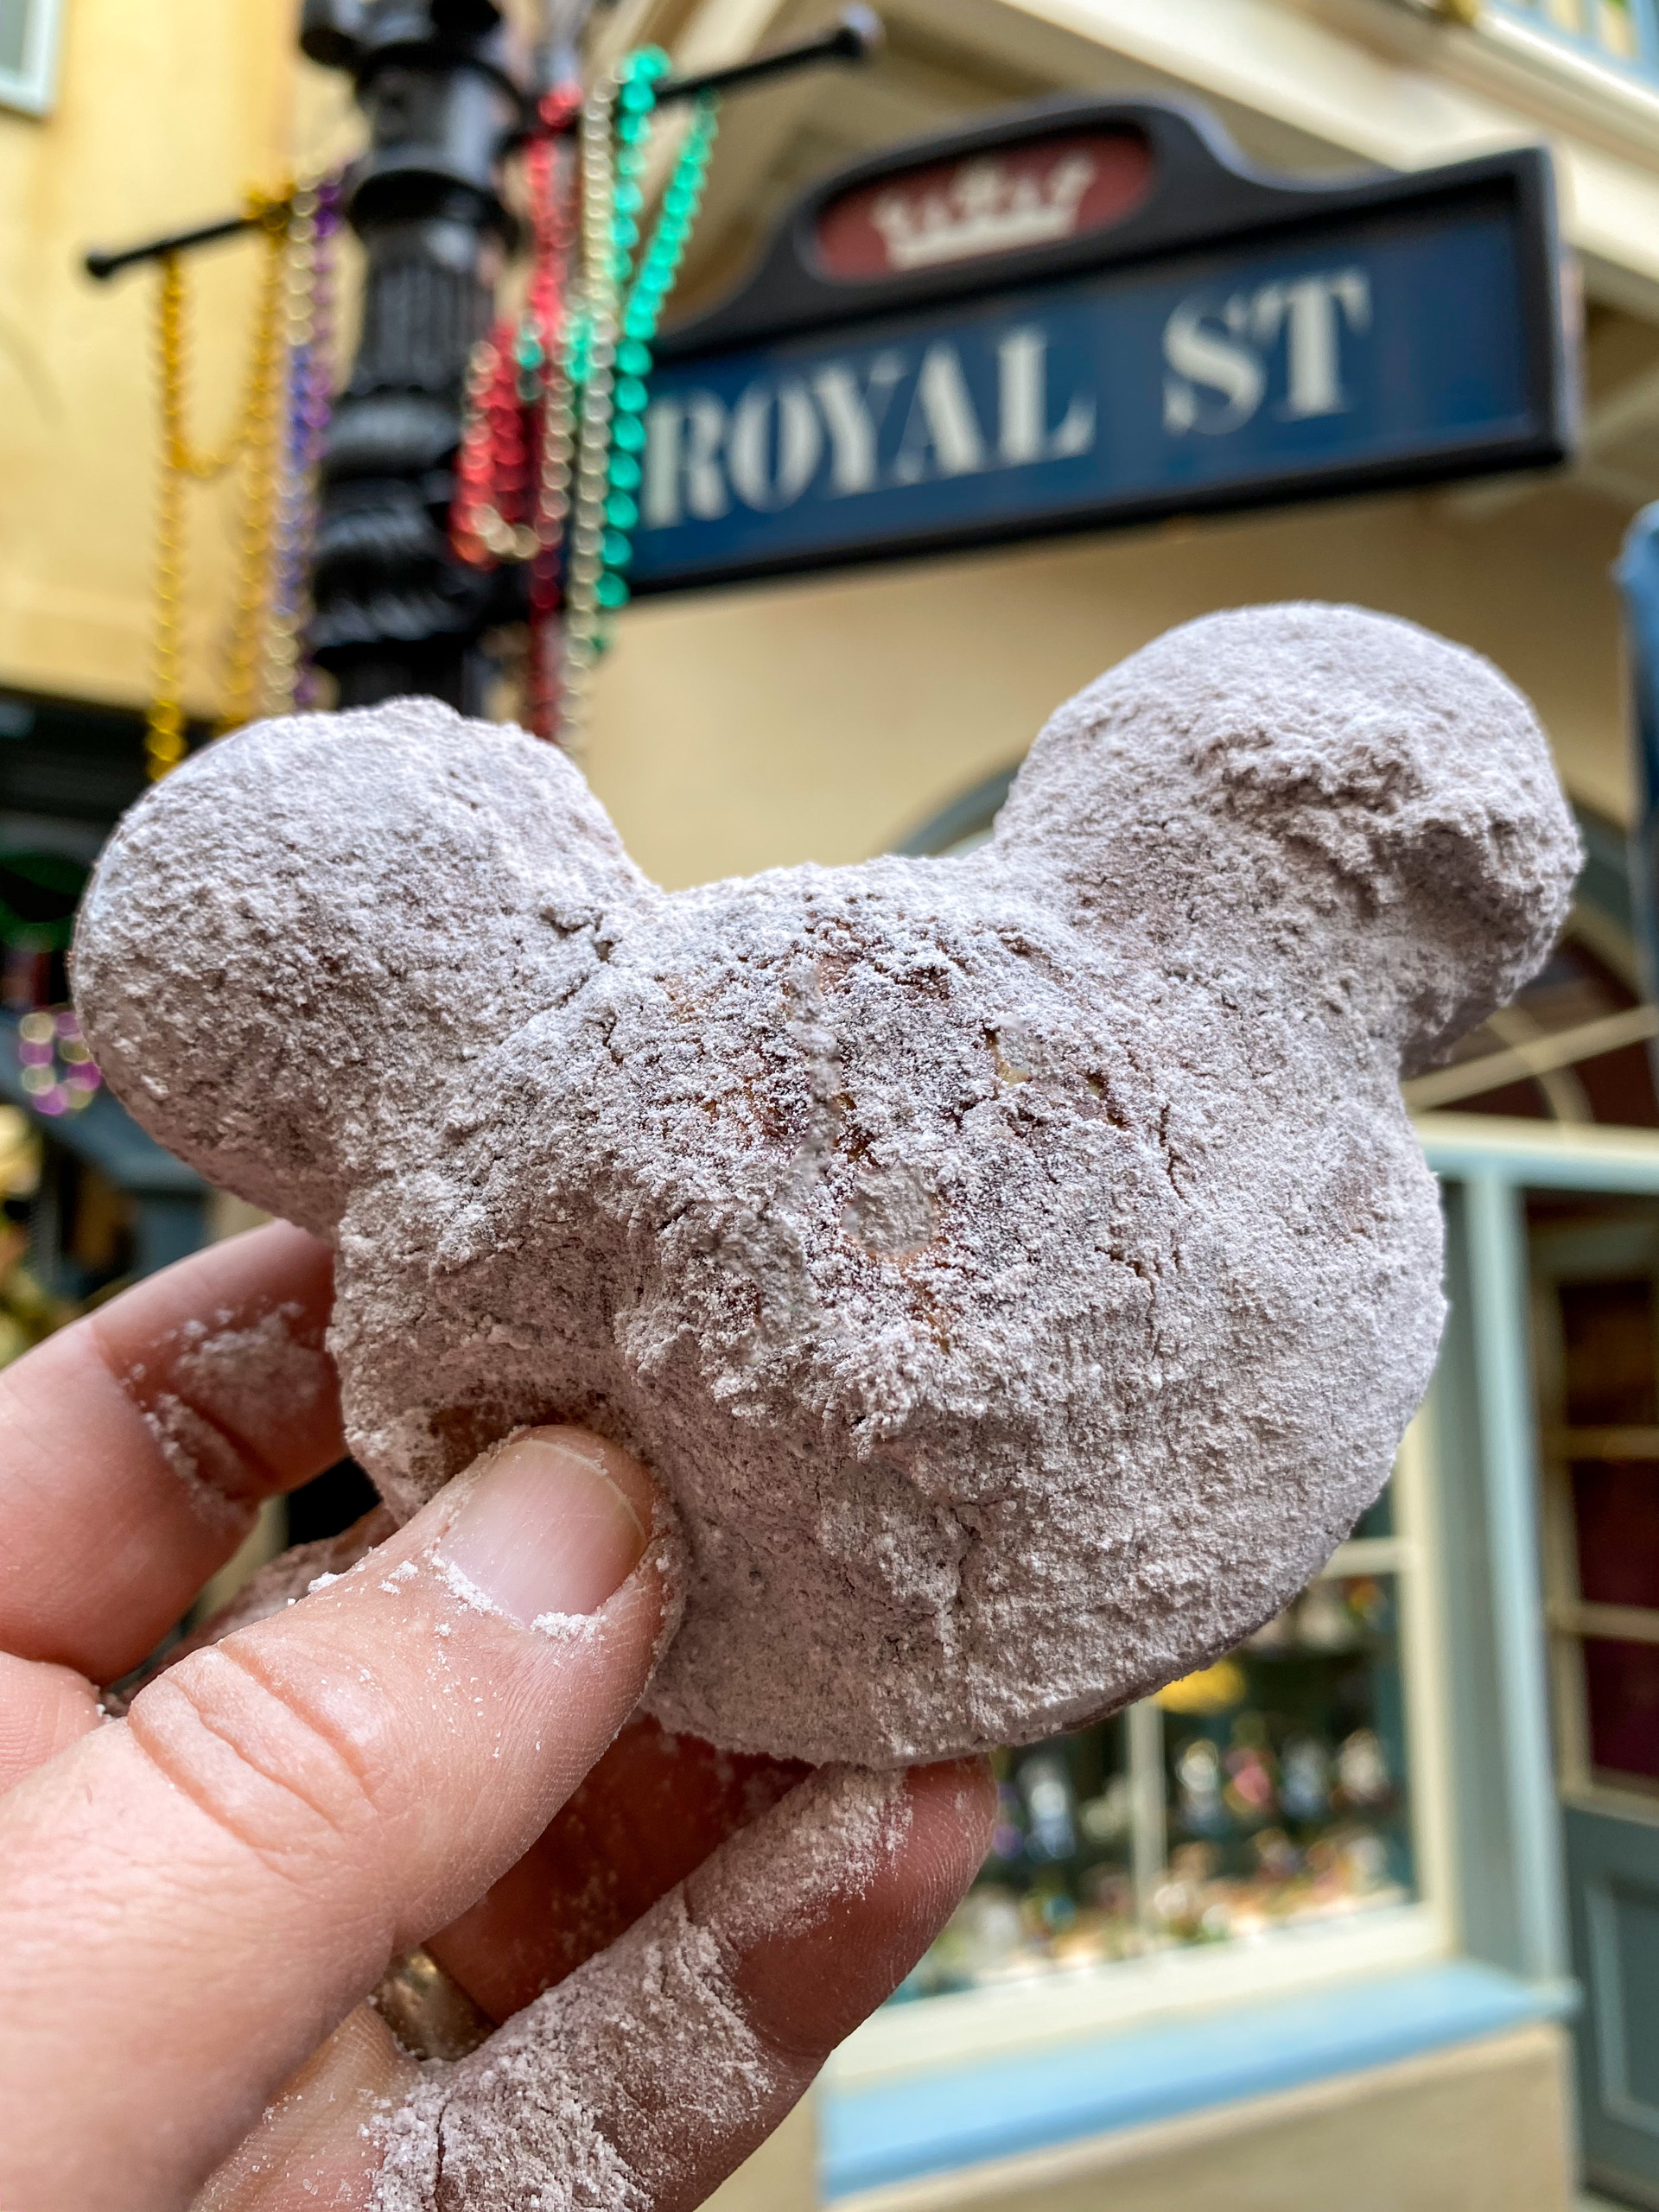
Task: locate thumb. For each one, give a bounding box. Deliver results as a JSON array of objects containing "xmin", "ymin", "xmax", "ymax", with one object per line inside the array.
[{"xmin": 0, "ymin": 1427, "xmax": 679, "ymax": 2212}]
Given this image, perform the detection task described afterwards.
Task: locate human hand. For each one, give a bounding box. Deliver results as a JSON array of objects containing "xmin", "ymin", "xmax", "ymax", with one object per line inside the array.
[{"xmin": 0, "ymin": 1225, "xmax": 994, "ymax": 2212}]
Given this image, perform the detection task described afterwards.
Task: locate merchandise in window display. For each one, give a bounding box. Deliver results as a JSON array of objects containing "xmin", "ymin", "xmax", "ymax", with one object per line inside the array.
[
  {"xmin": 914, "ymin": 1571, "xmax": 1412, "ymax": 1993},
  {"xmin": 72, "ymin": 604, "xmax": 1579, "ymax": 1764}
]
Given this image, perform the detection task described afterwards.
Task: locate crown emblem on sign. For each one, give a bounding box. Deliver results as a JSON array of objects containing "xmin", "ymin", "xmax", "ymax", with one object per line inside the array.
[{"xmin": 870, "ymin": 153, "xmax": 1099, "ymax": 271}]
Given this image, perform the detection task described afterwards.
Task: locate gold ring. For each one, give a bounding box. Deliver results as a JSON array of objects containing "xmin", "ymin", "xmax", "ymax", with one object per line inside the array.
[{"xmin": 372, "ymin": 1948, "xmax": 495, "ymax": 2063}]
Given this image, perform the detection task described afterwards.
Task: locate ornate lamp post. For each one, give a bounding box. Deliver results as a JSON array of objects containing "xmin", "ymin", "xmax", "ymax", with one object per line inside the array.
[
  {"xmin": 296, "ymin": 0, "xmax": 876, "ymax": 718},
  {"xmin": 297, "ymin": 0, "xmax": 570, "ymax": 711},
  {"xmin": 90, "ymin": 3, "xmax": 880, "ymax": 726}
]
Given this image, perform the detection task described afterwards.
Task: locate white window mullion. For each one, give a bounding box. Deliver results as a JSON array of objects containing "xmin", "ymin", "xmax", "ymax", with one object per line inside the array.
[{"xmin": 1127, "ymin": 1699, "xmax": 1167, "ymax": 1927}]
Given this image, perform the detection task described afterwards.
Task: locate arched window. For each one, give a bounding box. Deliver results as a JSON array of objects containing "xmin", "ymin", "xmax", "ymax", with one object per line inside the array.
[{"xmin": 901, "ymin": 777, "xmax": 1657, "ymax": 1128}]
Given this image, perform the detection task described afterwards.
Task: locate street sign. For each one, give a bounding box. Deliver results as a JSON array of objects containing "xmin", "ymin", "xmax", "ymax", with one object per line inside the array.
[{"xmin": 633, "ymin": 97, "xmax": 1573, "ymax": 596}]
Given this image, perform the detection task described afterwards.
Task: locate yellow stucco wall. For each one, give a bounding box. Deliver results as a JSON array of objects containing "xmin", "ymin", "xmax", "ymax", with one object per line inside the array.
[
  {"xmin": 585, "ymin": 480, "xmax": 1632, "ymax": 891},
  {"xmin": 0, "ymin": 0, "xmax": 347, "ymax": 716},
  {"xmin": 0, "ymin": 6, "xmax": 1634, "ymax": 891}
]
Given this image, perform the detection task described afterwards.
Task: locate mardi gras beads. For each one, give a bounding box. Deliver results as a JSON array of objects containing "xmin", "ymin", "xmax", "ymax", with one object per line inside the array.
[
  {"xmin": 218, "ymin": 189, "xmax": 298, "ymax": 739},
  {"xmin": 450, "ymin": 51, "xmax": 720, "ymax": 749},
  {"xmin": 146, "ymin": 178, "xmax": 344, "ymax": 776},
  {"xmin": 453, "ymin": 91, "xmax": 579, "ymax": 575},
  {"xmin": 554, "ymin": 54, "xmax": 635, "ymax": 731},
  {"xmin": 595, "ymin": 96, "xmax": 720, "ymax": 610},
  {"xmin": 16, "ymin": 1009, "xmax": 102, "ymax": 1119},
  {"xmin": 267, "ymin": 175, "xmax": 342, "ymax": 715},
  {"xmin": 146, "ymin": 188, "xmax": 288, "ymax": 778},
  {"xmin": 558, "ymin": 57, "xmax": 720, "ymax": 747}
]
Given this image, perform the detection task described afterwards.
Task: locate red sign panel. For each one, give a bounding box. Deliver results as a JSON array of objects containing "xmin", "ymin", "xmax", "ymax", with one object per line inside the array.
[{"xmin": 816, "ymin": 132, "xmax": 1155, "ymax": 282}]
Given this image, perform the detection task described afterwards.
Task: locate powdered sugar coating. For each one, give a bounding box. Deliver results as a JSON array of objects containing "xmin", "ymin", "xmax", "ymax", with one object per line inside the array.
[
  {"xmin": 73, "ymin": 605, "xmax": 1580, "ymax": 1765},
  {"xmin": 119, "ymin": 1303, "xmax": 335, "ymax": 1536},
  {"xmin": 367, "ymin": 1767, "xmax": 909, "ymax": 2212}
]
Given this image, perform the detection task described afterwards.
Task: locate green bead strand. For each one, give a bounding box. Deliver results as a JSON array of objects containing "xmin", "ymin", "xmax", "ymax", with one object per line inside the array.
[{"xmin": 556, "ymin": 72, "xmax": 719, "ymax": 749}]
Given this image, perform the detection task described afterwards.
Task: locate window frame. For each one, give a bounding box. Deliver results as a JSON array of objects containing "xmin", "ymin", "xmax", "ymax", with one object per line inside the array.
[
  {"xmin": 1529, "ymin": 1211, "xmax": 1659, "ymax": 1823},
  {"xmin": 830, "ymin": 1423, "xmax": 1457, "ymax": 2085},
  {"xmin": 0, "ymin": 0, "xmax": 65, "ymax": 118},
  {"xmin": 1484, "ymin": 0, "xmax": 1659, "ymax": 84},
  {"xmin": 842, "ymin": 776, "xmax": 1461, "ymax": 2079},
  {"xmin": 1471, "ymin": 0, "xmax": 1659, "ymax": 124}
]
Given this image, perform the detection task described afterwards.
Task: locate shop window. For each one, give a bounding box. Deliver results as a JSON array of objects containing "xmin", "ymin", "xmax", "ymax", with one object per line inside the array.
[
  {"xmin": 900, "ymin": 1478, "xmax": 1427, "ymax": 2000},
  {"xmin": 1533, "ymin": 1199, "xmax": 1659, "ymax": 1805},
  {"xmin": 1485, "ymin": 0, "xmax": 1659, "ymax": 81},
  {"xmin": 874, "ymin": 769, "xmax": 1455, "ymax": 2020},
  {"xmin": 0, "ymin": 0, "xmax": 62, "ymax": 116}
]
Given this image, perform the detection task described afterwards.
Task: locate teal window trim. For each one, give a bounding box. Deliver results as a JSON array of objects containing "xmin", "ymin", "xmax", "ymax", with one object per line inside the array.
[
  {"xmin": 822, "ymin": 1961, "xmax": 1573, "ymax": 2197},
  {"xmin": 820, "ymin": 1114, "xmax": 1613, "ymax": 2201},
  {"xmin": 1460, "ymin": 1174, "xmax": 1572, "ymax": 1984},
  {"xmin": 1414, "ymin": 1112, "xmax": 1659, "ymax": 1993},
  {"xmin": 1415, "ymin": 1115, "xmax": 1659, "ymax": 1989},
  {"xmin": 1419, "ymin": 1116, "xmax": 1659, "ymax": 1196}
]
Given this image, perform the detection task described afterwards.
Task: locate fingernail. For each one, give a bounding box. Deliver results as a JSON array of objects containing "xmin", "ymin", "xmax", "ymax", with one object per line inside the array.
[{"xmin": 437, "ymin": 1428, "xmax": 653, "ymax": 1626}]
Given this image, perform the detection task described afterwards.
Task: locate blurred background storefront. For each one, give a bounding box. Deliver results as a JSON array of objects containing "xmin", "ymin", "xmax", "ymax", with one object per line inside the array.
[{"xmin": 8, "ymin": 1, "xmax": 1659, "ymax": 2208}]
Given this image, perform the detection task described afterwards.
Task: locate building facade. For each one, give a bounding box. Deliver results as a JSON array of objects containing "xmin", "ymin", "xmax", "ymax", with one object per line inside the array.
[
  {"xmin": 578, "ymin": 6, "xmax": 1659, "ymax": 2210},
  {"xmin": 6, "ymin": 2, "xmax": 1659, "ymax": 2208}
]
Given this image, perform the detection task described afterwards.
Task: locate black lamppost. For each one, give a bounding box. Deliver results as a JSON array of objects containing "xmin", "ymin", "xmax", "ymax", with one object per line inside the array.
[{"xmin": 297, "ymin": 0, "xmax": 575, "ymax": 712}]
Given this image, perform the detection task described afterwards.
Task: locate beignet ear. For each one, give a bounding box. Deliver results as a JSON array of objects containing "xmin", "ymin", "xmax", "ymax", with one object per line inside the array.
[
  {"xmin": 73, "ymin": 699, "xmax": 652, "ymax": 1235},
  {"xmin": 994, "ymin": 604, "xmax": 1581, "ymax": 1077}
]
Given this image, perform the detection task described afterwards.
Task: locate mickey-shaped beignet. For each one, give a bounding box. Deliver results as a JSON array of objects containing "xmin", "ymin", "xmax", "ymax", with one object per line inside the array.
[{"xmin": 73, "ymin": 604, "xmax": 1580, "ymax": 1766}]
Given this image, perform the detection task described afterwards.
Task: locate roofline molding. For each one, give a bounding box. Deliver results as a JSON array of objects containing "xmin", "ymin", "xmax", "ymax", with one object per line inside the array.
[{"xmin": 882, "ymin": 0, "xmax": 1659, "ymax": 311}]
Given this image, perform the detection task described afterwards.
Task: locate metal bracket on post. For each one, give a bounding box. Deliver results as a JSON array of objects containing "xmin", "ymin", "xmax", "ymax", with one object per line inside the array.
[{"xmin": 655, "ymin": 7, "xmax": 882, "ymax": 109}]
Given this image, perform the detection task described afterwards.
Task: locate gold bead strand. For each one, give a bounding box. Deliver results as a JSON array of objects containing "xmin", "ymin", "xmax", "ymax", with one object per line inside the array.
[
  {"xmin": 219, "ymin": 198, "xmax": 292, "ymax": 734},
  {"xmin": 145, "ymin": 255, "xmax": 191, "ymax": 780}
]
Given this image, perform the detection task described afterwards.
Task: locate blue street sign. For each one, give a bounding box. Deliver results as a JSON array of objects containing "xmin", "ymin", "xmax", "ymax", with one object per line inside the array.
[{"xmin": 634, "ymin": 99, "xmax": 1572, "ymax": 597}]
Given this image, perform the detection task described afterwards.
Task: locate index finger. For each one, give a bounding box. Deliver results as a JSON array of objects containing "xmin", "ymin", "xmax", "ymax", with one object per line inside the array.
[
  {"xmin": 0, "ymin": 1223, "xmax": 346, "ymax": 1682},
  {"xmin": 428, "ymin": 1717, "xmax": 809, "ymax": 2024}
]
